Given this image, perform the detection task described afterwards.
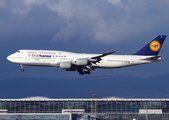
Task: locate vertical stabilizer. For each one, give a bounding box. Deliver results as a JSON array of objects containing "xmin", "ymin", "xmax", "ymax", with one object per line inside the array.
[{"xmin": 134, "ymin": 35, "xmax": 166, "ymax": 56}]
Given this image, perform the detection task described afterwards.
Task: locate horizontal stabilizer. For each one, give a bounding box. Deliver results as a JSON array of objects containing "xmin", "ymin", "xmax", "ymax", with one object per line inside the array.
[{"xmin": 141, "ymin": 55, "xmax": 161, "ymax": 61}]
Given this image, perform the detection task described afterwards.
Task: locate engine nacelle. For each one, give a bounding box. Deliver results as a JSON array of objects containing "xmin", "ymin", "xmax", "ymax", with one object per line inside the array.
[
  {"xmin": 75, "ymin": 58, "xmax": 89, "ymax": 66},
  {"xmin": 60, "ymin": 62, "xmax": 72, "ymax": 69}
]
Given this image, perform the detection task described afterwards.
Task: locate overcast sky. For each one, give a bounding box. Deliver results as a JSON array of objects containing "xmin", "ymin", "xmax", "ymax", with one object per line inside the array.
[{"xmin": 1, "ymin": 0, "xmax": 169, "ymax": 80}]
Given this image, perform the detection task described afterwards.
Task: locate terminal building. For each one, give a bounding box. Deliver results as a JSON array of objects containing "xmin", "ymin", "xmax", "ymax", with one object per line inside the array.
[{"xmin": 0, "ymin": 97, "xmax": 169, "ymax": 120}]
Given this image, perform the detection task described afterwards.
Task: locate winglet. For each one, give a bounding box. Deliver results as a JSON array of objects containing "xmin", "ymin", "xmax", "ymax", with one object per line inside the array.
[{"xmin": 134, "ymin": 35, "xmax": 166, "ymax": 56}]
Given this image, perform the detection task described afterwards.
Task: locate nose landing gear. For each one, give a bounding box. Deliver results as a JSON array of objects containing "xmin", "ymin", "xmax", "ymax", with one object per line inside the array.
[{"xmin": 20, "ymin": 65, "xmax": 24, "ymax": 72}]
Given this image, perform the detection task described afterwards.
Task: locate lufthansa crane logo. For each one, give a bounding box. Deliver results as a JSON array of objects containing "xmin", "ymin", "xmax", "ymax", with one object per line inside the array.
[{"xmin": 149, "ymin": 41, "xmax": 161, "ymax": 52}]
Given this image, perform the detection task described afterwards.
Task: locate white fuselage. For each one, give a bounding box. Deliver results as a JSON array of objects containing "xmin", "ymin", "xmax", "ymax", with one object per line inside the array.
[
  {"xmin": 7, "ymin": 49, "xmax": 160, "ymax": 69},
  {"xmin": 6, "ymin": 35, "xmax": 166, "ymax": 75}
]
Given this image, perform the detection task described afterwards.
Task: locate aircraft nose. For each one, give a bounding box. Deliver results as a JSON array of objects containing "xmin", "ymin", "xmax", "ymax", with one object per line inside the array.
[
  {"xmin": 7, "ymin": 54, "xmax": 15, "ymax": 62},
  {"xmin": 7, "ymin": 55, "xmax": 12, "ymax": 62}
]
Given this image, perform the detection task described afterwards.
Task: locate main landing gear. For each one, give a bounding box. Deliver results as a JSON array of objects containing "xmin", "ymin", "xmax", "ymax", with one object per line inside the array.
[
  {"xmin": 20, "ymin": 65, "xmax": 24, "ymax": 72},
  {"xmin": 77, "ymin": 68, "xmax": 91, "ymax": 75}
]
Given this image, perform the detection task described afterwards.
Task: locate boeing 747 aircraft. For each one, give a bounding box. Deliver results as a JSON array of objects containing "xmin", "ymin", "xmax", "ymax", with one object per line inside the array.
[{"xmin": 7, "ymin": 35, "xmax": 166, "ymax": 75}]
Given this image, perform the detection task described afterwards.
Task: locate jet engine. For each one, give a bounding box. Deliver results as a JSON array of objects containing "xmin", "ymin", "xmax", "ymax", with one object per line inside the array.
[
  {"xmin": 75, "ymin": 58, "xmax": 89, "ymax": 66},
  {"xmin": 60, "ymin": 62, "xmax": 72, "ymax": 69}
]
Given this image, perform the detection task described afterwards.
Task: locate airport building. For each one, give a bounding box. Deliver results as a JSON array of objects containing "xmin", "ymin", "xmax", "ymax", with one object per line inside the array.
[{"xmin": 0, "ymin": 97, "xmax": 169, "ymax": 120}]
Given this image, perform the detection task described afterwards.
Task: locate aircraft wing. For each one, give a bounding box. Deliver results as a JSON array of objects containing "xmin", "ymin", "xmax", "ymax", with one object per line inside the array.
[
  {"xmin": 91, "ymin": 51, "xmax": 116, "ymax": 59},
  {"xmin": 88, "ymin": 51, "xmax": 116, "ymax": 63}
]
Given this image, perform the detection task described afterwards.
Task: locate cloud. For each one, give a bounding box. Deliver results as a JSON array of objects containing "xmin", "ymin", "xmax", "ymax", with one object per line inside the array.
[
  {"xmin": 0, "ymin": 0, "xmax": 6, "ymax": 9},
  {"xmin": 10, "ymin": 0, "xmax": 46, "ymax": 15},
  {"xmin": 0, "ymin": 0, "xmax": 169, "ymax": 43},
  {"xmin": 106, "ymin": 0, "xmax": 122, "ymax": 5},
  {"xmin": 1, "ymin": 0, "xmax": 169, "ymax": 80}
]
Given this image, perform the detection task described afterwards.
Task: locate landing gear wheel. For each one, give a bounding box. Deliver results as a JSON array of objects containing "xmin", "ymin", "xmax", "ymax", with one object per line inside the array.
[
  {"xmin": 84, "ymin": 71, "xmax": 90, "ymax": 74},
  {"xmin": 77, "ymin": 69, "xmax": 84, "ymax": 75},
  {"xmin": 20, "ymin": 65, "xmax": 24, "ymax": 72}
]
